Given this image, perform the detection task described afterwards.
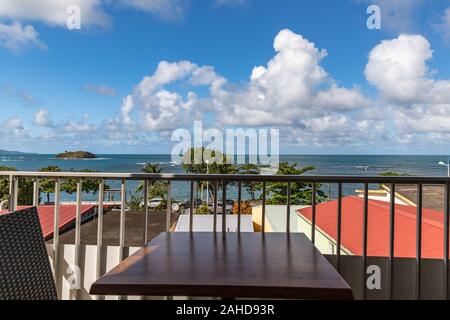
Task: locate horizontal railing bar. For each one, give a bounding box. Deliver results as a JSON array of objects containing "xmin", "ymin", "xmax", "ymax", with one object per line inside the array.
[{"xmin": 2, "ymin": 171, "xmax": 450, "ymax": 183}]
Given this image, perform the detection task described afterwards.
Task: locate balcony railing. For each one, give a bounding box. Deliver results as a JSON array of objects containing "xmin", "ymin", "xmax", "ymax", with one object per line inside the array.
[{"xmin": 1, "ymin": 171, "xmax": 450, "ymax": 300}]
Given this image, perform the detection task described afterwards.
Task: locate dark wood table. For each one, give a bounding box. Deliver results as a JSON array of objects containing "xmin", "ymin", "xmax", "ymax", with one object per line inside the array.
[{"xmin": 90, "ymin": 232, "xmax": 353, "ymax": 300}]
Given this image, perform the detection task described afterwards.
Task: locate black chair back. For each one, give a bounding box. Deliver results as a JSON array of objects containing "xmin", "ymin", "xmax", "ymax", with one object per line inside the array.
[{"xmin": 0, "ymin": 207, "xmax": 57, "ymax": 300}]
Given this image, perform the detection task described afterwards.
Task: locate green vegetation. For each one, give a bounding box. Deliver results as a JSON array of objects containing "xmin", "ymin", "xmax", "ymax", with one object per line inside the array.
[
  {"xmin": 378, "ymin": 171, "xmax": 412, "ymax": 177},
  {"xmin": 135, "ymin": 163, "xmax": 168, "ymax": 201},
  {"xmin": 182, "ymin": 148, "xmax": 238, "ymax": 203},
  {"xmin": 136, "ymin": 163, "xmax": 164, "ymax": 194},
  {"xmin": 239, "ymin": 164, "xmax": 262, "ymax": 201},
  {"xmin": 0, "ymin": 166, "xmax": 33, "ymax": 205},
  {"xmin": 39, "ymin": 166, "xmax": 61, "ymax": 203},
  {"xmin": 61, "ymin": 169, "xmax": 106, "ymax": 196},
  {"xmin": 182, "ymin": 147, "xmax": 237, "ymax": 175},
  {"xmin": 180, "ymin": 148, "xmax": 326, "ymax": 207},
  {"xmin": 39, "ymin": 166, "xmax": 106, "ymax": 203},
  {"xmin": 266, "ymin": 162, "xmax": 326, "ymax": 206},
  {"xmin": 196, "ymin": 205, "xmax": 211, "ymax": 215},
  {"xmin": 56, "ymin": 151, "xmax": 97, "ymax": 159}
]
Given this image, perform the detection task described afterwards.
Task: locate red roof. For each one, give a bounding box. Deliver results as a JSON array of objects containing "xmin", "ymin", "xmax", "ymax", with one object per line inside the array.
[
  {"xmin": 298, "ymin": 196, "xmax": 449, "ymax": 259},
  {"xmin": 1, "ymin": 205, "xmax": 94, "ymax": 239}
]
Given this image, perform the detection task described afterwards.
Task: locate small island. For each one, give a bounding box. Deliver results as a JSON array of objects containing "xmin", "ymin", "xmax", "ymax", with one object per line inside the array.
[{"xmin": 56, "ymin": 151, "xmax": 97, "ymax": 159}]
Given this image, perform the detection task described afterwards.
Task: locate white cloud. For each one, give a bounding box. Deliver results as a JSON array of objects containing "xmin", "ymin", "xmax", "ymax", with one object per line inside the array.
[
  {"xmin": 284, "ymin": 115, "xmax": 384, "ymax": 149},
  {"xmin": 0, "ymin": 21, "xmax": 46, "ymax": 52},
  {"xmin": 212, "ymin": 29, "xmax": 369, "ymax": 126},
  {"xmin": 1, "ymin": 116, "xmax": 29, "ymax": 139},
  {"xmin": 116, "ymin": 60, "xmax": 221, "ymax": 132},
  {"xmin": 365, "ymin": 34, "xmax": 450, "ymax": 105},
  {"xmin": 366, "ymin": 34, "xmax": 450, "ymax": 138},
  {"xmin": 110, "ymin": 29, "xmax": 370, "ymax": 145},
  {"xmin": 63, "ymin": 121, "xmax": 98, "ymax": 133},
  {"xmin": 3, "ymin": 117, "xmax": 24, "ymax": 130},
  {"xmin": 358, "ymin": 0, "xmax": 424, "ymax": 33},
  {"xmin": 115, "ymin": 0, "xmax": 188, "ymax": 21},
  {"xmin": 9, "ymin": 29, "xmax": 450, "ymax": 152},
  {"xmin": 34, "ymin": 108, "xmax": 53, "ymax": 127},
  {"xmin": 0, "ymin": 86, "xmax": 42, "ymax": 106},
  {"xmin": 435, "ymin": 8, "xmax": 450, "ymax": 42},
  {"xmin": 84, "ymin": 84, "xmax": 117, "ymax": 96},
  {"xmin": 121, "ymin": 95, "xmax": 134, "ymax": 126},
  {"xmin": 0, "ymin": 0, "xmax": 110, "ymax": 28},
  {"xmin": 214, "ymin": 0, "xmax": 247, "ymax": 7}
]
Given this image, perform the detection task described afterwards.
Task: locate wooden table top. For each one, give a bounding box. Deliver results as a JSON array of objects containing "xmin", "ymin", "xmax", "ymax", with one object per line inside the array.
[{"xmin": 90, "ymin": 232, "xmax": 353, "ymax": 300}]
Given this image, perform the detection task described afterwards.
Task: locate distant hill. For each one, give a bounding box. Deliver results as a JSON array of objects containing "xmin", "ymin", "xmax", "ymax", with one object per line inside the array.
[
  {"xmin": 56, "ymin": 151, "xmax": 97, "ymax": 159},
  {"xmin": 0, "ymin": 149, "xmax": 32, "ymax": 155}
]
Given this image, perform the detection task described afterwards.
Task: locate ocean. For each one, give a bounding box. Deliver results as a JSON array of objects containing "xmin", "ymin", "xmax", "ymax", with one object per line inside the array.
[{"xmin": 1, "ymin": 154, "xmax": 449, "ymax": 202}]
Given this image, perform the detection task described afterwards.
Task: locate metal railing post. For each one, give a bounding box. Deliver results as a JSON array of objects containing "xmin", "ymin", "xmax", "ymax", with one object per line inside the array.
[
  {"xmin": 73, "ymin": 179, "xmax": 82, "ymax": 300},
  {"xmin": 312, "ymin": 183, "xmax": 317, "ymax": 243},
  {"xmin": 8, "ymin": 174, "xmax": 15, "ymax": 211},
  {"xmin": 416, "ymin": 182, "xmax": 423, "ymax": 300},
  {"xmin": 262, "ymin": 182, "xmax": 266, "ymax": 234},
  {"xmin": 213, "ymin": 180, "xmax": 218, "ymax": 232},
  {"xmin": 286, "ymin": 182, "xmax": 291, "ymax": 234},
  {"xmin": 389, "ymin": 183, "xmax": 396, "ymax": 300},
  {"xmin": 95, "ymin": 179, "xmax": 105, "ymax": 300},
  {"xmin": 189, "ymin": 180, "xmax": 195, "ymax": 233},
  {"xmin": 33, "ymin": 177, "xmax": 39, "ymax": 206},
  {"xmin": 237, "ymin": 181, "xmax": 242, "ymax": 233},
  {"xmin": 119, "ymin": 179, "xmax": 126, "ymax": 260},
  {"xmin": 445, "ymin": 182, "xmax": 450, "ymax": 301},
  {"xmin": 53, "ymin": 179, "xmax": 61, "ymax": 272},
  {"xmin": 13, "ymin": 176, "xmax": 18, "ymax": 210},
  {"xmin": 143, "ymin": 179, "xmax": 149, "ymax": 243},
  {"xmin": 166, "ymin": 181, "xmax": 172, "ymax": 232},
  {"xmin": 222, "ymin": 180, "xmax": 227, "ymax": 233},
  {"xmin": 336, "ymin": 183, "xmax": 343, "ymax": 272},
  {"xmin": 362, "ymin": 182, "xmax": 369, "ymax": 300}
]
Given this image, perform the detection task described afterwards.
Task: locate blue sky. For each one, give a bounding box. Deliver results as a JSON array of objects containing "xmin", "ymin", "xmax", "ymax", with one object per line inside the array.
[{"xmin": 0, "ymin": 0, "xmax": 450, "ymax": 154}]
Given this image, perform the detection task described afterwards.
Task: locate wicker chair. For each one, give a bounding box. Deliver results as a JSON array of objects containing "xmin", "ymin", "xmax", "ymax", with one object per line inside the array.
[{"xmin": 0, "ymin": 207, "xmax": 57, "ymax": 300}]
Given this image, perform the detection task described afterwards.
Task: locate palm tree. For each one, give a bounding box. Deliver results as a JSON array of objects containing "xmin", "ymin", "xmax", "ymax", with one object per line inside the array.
[
  {"xmin": 142, "ymin": 163, "xmax": 162, "ymax": 175},
  {"xmin": 182, "ymin": 148, "xmax": 238, "ymax": 204},
  {"xmin": 136, "ymin": 164, "xmax": 166, "ymax": 201}
]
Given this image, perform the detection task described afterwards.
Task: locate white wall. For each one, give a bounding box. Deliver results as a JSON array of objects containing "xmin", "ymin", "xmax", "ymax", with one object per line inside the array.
[{"xmin": 47, "ymin": 244, "xmax": 141, "ymax": 300}]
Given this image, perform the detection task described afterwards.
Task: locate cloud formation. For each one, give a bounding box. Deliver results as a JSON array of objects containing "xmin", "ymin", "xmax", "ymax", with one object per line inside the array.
[
  {"xmin": 115, "ymin": 0, "xmax": 189, "ymax": 21},
  {"xmin": 84, "ymin": 84, "xmax": 117, "ymax": 97},
  {"xmin": 365, "ymin": 34, "xmax": 450, "ymax": 138},
  {"xmin": 435, "ymin": 8, "xmax": 450, "ymax": 42},
  {"xmin": 0, "ymin": 0, "xmax": 110, "ymax": 28},
  {"xmin": 114, "ymin": 60, "xmax": 222, "ymax": 132},
  {"xmin": 5, "ymin": 29, "xmax": 450, "ymax": 153},
  {"xmin": 34, "ymin": 109, "xmax": 54, "ymax": 127},
  {"xmin": 103, "ymin": 29, "xmax": 373, "ymax": 151},
  {"xmin": 0, "ymin": 21, "xmax": 46, "ymax": 52},
  {"xmin": 358, "ymin": 0, "xmax": 424, "ymax": 33},
  {"xmin": 211, "ymin": 29, "xmax": 369, "ymax": 127}
]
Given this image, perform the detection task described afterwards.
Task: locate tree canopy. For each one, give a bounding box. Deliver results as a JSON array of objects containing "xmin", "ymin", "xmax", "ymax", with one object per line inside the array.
[{"xmin": 267, "ymin": 162, "xmax": 326, "ymax": 205}]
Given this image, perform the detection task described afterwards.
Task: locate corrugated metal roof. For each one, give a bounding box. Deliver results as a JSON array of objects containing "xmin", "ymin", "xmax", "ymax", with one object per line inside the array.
[{"xmin": 298, "ymin": 196, "xmax": 448, "ymax": 259}]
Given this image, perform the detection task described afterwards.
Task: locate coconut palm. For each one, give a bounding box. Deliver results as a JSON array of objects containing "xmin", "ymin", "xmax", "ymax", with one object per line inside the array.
[
  {"xmin": 136, "ymin": 164, "xmax": 167, "ymax": 201},
  {"xmin": 182, "ymin": 148, "xmax": 238, "ymax": 204}
]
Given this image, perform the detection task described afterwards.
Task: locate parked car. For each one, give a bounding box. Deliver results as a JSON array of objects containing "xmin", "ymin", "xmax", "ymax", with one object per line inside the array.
[
  {"xmin": 207, "ymin": 201, "xmax": 233, "ymax": 214},
  {"xmin": 178, "ymin": 199, "xmax": 202, "ymax": 212},
  {"xmin": 171, "ymin": 202, "xmax": 180, "ymax": 212},
  {"xmin": 139, "ymin": 197, "xmax": 163, "ymax": 209}
]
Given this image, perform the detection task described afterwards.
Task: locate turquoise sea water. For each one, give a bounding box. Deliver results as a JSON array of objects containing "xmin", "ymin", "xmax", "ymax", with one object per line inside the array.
[{"xmin": 1, "ymin": 154, "xmax": 449, "ymax": 201}]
